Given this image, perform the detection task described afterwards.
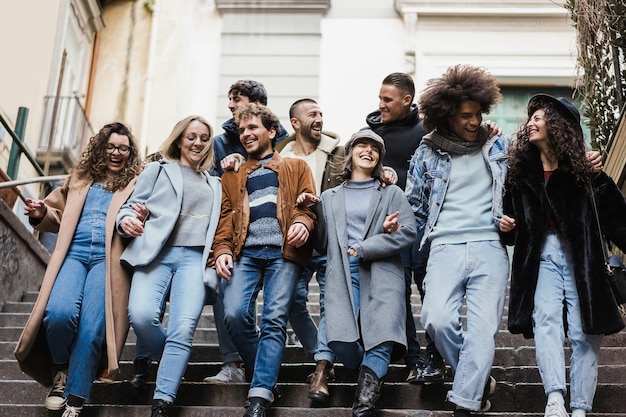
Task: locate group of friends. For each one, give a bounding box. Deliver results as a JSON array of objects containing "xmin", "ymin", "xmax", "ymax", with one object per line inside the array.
[{"xmin": 13, "ymin": 64, "xmax": 626, "ymax": 417}]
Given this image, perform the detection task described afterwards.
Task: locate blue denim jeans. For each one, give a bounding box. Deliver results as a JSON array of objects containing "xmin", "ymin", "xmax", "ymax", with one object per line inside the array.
[
  {"xmin": 128, "ymin": 246, "xmax": 206, "ymax": 403},
  {"xmin": 402, "ymin": 245, "xmax": 424, "ymax": 367},
  {"xmin": 331, "ymin": 255, "xmax": 393, "ymax": 378},
  {"xmin": 288, "ymin": 257, "xmax": 320, "ymax": 356},
  {"xmin": 420, "ymin": 240, "xmax": 509, "ymax": 411},
  {"xmin": 222, "ymin": 254, "xmax": 300, "ymax": 402},
  {"xmin": 213, "ymin": 254, "xmax": 317, "ymax": 366},
  {"xmin": 533, "ymin": 232, "xmax": 603, "ymax": 411},
  {"xmin": 213, "ymin": 286, "xmax": 243, "ymax": 364},
  {"xmin": 295, "ymin": 255, "xmax": 335, "ymax": 363},
  {"xmin": 44, "ymin": 184, "xmax": 112, "ymax": 402}
]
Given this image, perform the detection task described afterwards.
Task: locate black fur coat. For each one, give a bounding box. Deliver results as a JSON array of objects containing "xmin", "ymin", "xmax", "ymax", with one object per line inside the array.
[{"xmin": 501, "ymin": 146, "xmax": 626, "ymax": 338}]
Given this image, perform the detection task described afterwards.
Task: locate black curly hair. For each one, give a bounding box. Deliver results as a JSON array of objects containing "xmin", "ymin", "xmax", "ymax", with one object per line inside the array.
[{"xmin": 418, "ymin": 65, "xmax": 502, "ymax": 132}]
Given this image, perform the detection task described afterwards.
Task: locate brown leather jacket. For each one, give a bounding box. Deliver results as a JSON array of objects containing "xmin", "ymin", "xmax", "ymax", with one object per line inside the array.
[{"xmin": 212, "ymin": 152, "xmax": 316, "ymax": 266}]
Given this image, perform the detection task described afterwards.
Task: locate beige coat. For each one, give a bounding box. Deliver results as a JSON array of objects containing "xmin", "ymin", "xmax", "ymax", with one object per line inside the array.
[{"xmin": 14, "ymin": 172, "xmax": 136, "ymax": 387}]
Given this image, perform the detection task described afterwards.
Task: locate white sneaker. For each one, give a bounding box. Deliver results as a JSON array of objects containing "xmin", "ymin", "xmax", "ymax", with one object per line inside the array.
[
  {"xmin": 203, "ymin": 362, "xmax": 245, "ymax": 383},
  {"xmin": 545, "ymin": 400, "xmax": 570, "ymax": 417},
  {"xmin": 45, "ymin": 369, "xmax": 68, "ymax": 410},
  {"xmin": 61, "ymin": 405, "xmax": 83, "ymax": 417}
]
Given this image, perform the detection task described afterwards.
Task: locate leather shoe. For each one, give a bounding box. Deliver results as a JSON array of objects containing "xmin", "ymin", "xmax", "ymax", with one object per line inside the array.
[
  {"xmin": 129, "ymin": 357, "xmax": 151, "ymax": 391},
  {"xmin": 151, "ymin": 399, "xmax": 171, "ymax": 417},
  {"xmin": 308, "ymin": 359, "xmax": 333, "ymax": 403},
  {"xmin": 243, "ymin": 397, "xmax": 270, "ymax": 417},
  {"xmin": 420, "ymin": 356, "xmax": 446, "ymax": 383},
  {"xmin": 405, "ymin": 361, "xmax": 425, "ymax": 383}
]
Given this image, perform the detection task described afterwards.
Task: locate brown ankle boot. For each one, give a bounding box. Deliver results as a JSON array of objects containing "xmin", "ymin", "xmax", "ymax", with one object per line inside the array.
[{"xmin": 308, "ymin": 360, "xmax": 333, "ymax": 403}]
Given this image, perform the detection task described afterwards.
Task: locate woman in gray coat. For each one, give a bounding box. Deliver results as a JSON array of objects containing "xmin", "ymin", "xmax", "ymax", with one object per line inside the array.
[
  {"xmin": 116, "ymin": 115, "xmax": 221, "ymax": 417},
  {"xmin": 299, "ymin": 129, "xmax": 416, "ymax": 417}
]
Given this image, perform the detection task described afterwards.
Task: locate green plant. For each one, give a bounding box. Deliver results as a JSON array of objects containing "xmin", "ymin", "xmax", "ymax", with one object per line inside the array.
[{"xmin": 565, "ymin": 0, "xmax": 626, "ymax": 153}]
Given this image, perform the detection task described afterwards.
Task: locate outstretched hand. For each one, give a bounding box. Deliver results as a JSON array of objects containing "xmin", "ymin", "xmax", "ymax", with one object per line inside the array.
[
  {"xmin": 23, "ymin": 198, "xmax": 47, "ymax": 219},
  {"xmin": 296, "ymin": 192, "xmax": 320, "ymax": 208}
]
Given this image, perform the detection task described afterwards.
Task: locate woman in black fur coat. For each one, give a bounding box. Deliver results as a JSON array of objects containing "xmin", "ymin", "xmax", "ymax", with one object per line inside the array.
[{"xmin": 499, "ymin": 94, "xmax": 626, "ymax": 417}]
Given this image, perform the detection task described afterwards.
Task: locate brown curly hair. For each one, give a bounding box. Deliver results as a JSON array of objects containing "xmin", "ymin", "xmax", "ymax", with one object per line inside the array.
[
  {"xmin": 418, "ymin": 65, "xmax": 502, "ymax": 132},
  {"xmin": 74, "ymin": 122, "xmax": 142, "ymax": 191},
  {"xmin": 507, "ymin": 96, "xmax": 592, "ymax": 186},
  {"xmin": 234, "ymin": 103, "xmax": 280, "ymax": 148}
]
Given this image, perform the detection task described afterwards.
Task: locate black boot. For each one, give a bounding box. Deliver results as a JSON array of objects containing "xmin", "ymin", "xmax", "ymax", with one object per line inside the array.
[
  {"xmin": 243, "ymin": 397, "xmax": 270, "ymax": 417},
  {"xmin": 151, "ymin": 399, "xmax": 171, "ymax": 417},
  {"xmin": 130, "ymin": 357, "xmax": 151, "ymax": 391},
  {"xmin": 352, "ymin": 365, "xmax": 383, "ymax": 417}
]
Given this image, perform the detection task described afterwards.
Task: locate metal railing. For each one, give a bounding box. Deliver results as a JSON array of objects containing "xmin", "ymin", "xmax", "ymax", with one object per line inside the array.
[
  {"xmin": 0, "ymin": 112, "xmax": 67, "ymax": 203},
  {"xmin": 40, "ymin": 94, "xmax": 94, "ymax": 163}
]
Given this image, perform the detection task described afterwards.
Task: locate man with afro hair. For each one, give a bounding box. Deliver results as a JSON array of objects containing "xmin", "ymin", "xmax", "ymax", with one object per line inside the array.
[{"xmin": 405, "ymin": 64, "xmax": 508, "ymax": 417}]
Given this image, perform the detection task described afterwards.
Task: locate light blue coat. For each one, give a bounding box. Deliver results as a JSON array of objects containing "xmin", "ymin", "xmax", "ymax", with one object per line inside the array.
[{"xmin": 116, "ymin": 159, "xmax": 222, "ymax": 302}]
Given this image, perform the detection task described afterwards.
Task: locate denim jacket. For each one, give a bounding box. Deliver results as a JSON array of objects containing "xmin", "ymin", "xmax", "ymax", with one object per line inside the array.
[{"xmin": 405, "ymin": 133, "xmax": 510, "ymax": 249}]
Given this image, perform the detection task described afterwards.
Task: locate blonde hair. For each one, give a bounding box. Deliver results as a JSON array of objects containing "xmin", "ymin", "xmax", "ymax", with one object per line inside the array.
[{"xmin": 159, "ymin": 115, "xmax": 215, "ymax": 172}]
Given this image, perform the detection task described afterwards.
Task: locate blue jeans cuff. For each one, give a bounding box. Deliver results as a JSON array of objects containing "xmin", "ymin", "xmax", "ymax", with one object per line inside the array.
[{"xmin": 248, "ymin": 387, "xmax": 273, "ymax": 402}]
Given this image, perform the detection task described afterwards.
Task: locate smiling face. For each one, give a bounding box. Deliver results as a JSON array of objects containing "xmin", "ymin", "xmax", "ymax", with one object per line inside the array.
[
  {"xmin": 238, "ymin": 115, "xmax": 275, "ymax": 159},
  {"xmin": 378, "ymin": 84, "xmax": 412, "ymax": 124},
  {"xmin": 178, "ymin": 120, "xmax": 211, "ymax": 168},
  {"xmin": 527, "ymin": 109, "xmax": 548, "ymax": 145},
  {"xmin": 105, "ymin": 133, "xmax": 132, "ymax": 173},
  {"xmin": 292, "ymin": 101, "xmax": 323, "ymax": 144},
  {"xmin": 448, "ymin": 101, "xmax": 483, "ymax": 142},
  {"xmin": 350, "ymin": 139, "xmax": 380, "ymax": 178}
]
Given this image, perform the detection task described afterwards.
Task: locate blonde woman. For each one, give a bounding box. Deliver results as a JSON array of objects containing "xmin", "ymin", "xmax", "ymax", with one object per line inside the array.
[{"xmin": 117, "ymin": 115, "xmax": 221, "ymax": 417}]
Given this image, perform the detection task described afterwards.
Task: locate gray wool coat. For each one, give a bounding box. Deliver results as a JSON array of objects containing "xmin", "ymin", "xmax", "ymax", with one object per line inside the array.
[{"xmin": 314, "ymin": 180, "xmax": 416, "ymax": 361}]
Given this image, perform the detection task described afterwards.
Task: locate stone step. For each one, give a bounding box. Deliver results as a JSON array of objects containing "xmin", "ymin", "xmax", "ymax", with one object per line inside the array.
[
  {"xmin": 110, "ymin": 342, "xmax": 626, "ymax": 367},
  {"xmin": 4, "ymin": 356, "xmax": 626, "ymax": 386},
  {"xmin": 2, "ymin": 378, "xmax": 626, "ymax": 414},
  {"xmin": 4, "ymin": 290, "xmax": 625, "ymax": 416},
  {"xmin": 1, "ymin": 301, "xmax": 35, "ymax": 313},
  {"xmin": 20, "ymin": 292, "xmax": 40, "ymax": 303},
  {"xmin": 10, "ymin": 404, "xmax": 597, "ymax": 417}
]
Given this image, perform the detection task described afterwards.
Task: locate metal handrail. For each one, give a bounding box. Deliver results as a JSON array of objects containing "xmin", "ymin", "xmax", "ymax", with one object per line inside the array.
[
  {"xmin": 0, "ymin": 175, "xmax": 68, "ymax": 191},
  {"xmin": 0, "ymin": 114, "xmax": 46, "ymax": 177}
]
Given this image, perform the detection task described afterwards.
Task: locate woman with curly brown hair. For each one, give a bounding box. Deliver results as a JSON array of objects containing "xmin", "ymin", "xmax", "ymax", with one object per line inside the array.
[
  {"xmin": 500, "ymin": 95, "xmax": 626, "ymax": 417},
  {"xmin": 15, "ymin": 122, "xmax": 142, "ymax": 417}
]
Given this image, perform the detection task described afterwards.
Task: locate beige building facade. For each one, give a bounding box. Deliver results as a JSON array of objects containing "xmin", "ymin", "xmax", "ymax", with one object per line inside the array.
[{"xmin": 3, "ymin": 0, "xmax": 618, "ymax": 204}]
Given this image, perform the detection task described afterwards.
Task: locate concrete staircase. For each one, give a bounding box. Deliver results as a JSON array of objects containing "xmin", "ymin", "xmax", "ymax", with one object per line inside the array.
[{"xmin": 1, "ymin": 281, "xmax": 625, "ymax": 417}]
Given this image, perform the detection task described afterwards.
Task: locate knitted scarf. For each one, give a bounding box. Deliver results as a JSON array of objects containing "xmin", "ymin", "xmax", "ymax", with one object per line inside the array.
[{"xmin": 422, "ymin": 125, "xmax": 489, "ymax": 155}]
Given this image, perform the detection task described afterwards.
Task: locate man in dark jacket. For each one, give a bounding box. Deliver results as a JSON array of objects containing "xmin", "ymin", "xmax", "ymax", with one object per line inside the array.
[
  {"xmin": 212, "ymin": 79, "xmax": 288, "ymax": 176},
  {"xmin": 366, "ymin": 72, "xmax": 445, "ymax": 384}
]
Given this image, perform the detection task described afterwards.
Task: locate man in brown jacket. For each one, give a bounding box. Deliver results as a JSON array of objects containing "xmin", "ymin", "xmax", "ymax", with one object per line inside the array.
[{"xmin": 212, "ymin": 103, "xmax": 316, "ymax": 417}]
